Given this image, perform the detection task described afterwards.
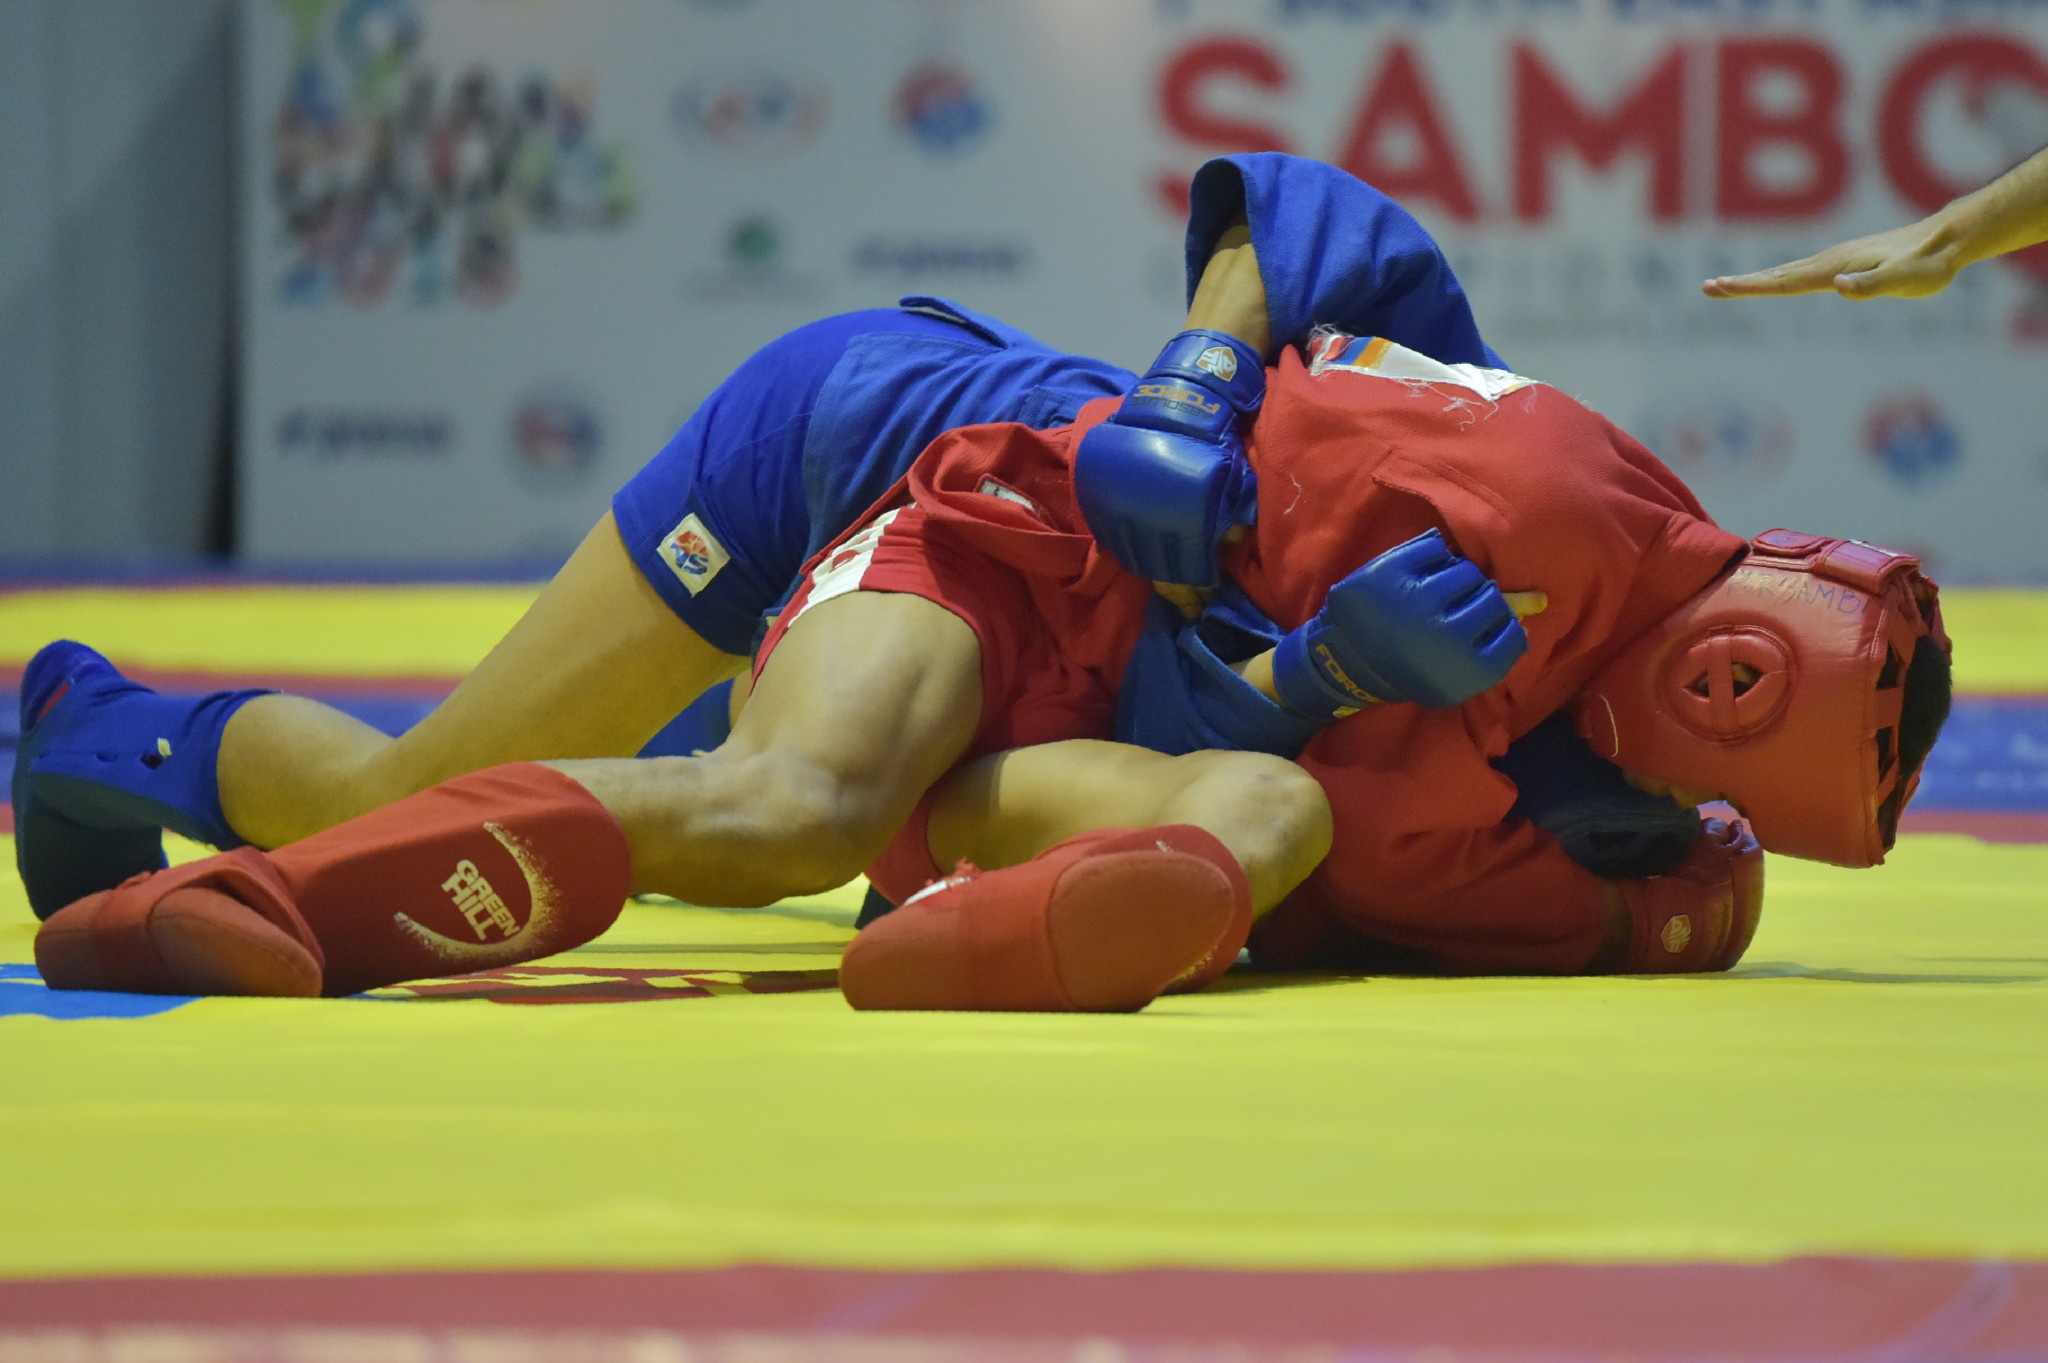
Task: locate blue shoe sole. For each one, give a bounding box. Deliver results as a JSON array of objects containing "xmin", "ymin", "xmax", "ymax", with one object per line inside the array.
[{"xmin": 13, "ymin": 642, "xmax": 171, "ymax": 920}]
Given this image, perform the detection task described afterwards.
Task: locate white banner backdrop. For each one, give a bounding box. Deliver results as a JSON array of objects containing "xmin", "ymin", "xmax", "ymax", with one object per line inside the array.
[{"xmin": 239, "ymin": 0, "xmax": 2048, "ymax": 579}]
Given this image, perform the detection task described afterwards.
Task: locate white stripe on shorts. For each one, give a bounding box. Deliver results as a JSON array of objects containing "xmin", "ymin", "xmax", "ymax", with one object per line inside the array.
[{"xmin": 792, "ymin": 507, "xmax": 906, "ymax": 623}]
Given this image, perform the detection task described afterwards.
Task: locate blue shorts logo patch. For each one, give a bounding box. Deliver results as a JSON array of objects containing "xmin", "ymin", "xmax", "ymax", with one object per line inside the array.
[{"xmin": 662, "ymin": 513, "xmax": 731, "ymax": 596}]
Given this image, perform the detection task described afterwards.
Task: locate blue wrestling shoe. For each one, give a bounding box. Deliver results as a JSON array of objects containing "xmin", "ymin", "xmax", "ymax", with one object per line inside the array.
[{"xmin": 11, "ymin": 642, "xmax": 270, "ymax": 920}]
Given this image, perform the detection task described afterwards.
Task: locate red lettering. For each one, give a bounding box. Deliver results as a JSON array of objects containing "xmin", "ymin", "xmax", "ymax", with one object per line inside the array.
[
  {"xmin": 1513, "ymin": 44, "xmax": 1686, "ymax": 223},
  {"xmin": 1156, "ymin": 38, "xmax": 1293, "ymax": 216},
  {"xmin": 1715, "ymin": 39, "xmax": 1850, "ymax": 220},
  {"xmin": 1335, "ymin": 43, "xmax": 1480, "ymax": 223},
  {"xmin": 1878, "ymin": 34, "xmax": 2048, "ymax": 213},
  {"xmin": 1158, "ymin": 38, "xmax": 1293, "ymax": 153}
]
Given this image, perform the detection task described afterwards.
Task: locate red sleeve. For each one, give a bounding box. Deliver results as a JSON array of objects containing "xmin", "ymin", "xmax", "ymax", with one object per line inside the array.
[{"xmin": 1287, "ymin": 704, "xmax": 1612, "ymax": 974}]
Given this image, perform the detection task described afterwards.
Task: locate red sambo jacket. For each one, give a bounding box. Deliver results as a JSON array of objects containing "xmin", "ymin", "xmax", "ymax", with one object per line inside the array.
[{"xmin": 905, "ymin": 336, "xmax": 1744, "ymax": 973}]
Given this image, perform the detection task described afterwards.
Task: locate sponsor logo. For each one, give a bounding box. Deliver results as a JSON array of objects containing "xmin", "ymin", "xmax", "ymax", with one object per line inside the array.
[
  {"xmin": 1661, "ymin": 914, "xmax": 1693, "ymax": 955},
  {"xmin": 1637, "ymin": 400, "xmax": 1792, "ymax": 483},
  {"xmin": 395, "ymin": 823, "xmax": 559, "ymax": 964},
  {"xmin": 1194, "ymin": 345, "xmax": 1239, "ymax": 382},
  {"xmin": 1135, "ymin": 381, "xmax": 1222, "ymax": 417},
  {"xmin": 510, "ymin": 388, "xmax": 603, "ymax": 488},
  {"xmin": 849, "ymin": 237, "xmax": 1030, "ymax": 280},
  {"xmin": 1728, "ymin": 567, "xmax": 1870, "ymax": 616},
  {"xmin": 662, "ymin": 512, "xmax": 731, "ymax": 595},
  {"xmin": 685, "ymin": 214, "xmax": 822, "ymax": 302},
  {"xmin": 892, "ymin": 61, "xmax": 993, "ymax": 155},
  {"xmin": 1312, "ymin": 642, "xmax": 1377, "ymax": 705},
  {"xmin": 443, "ymin": 858, "xmax": 520, "ymax": 942},
  {"xmin": 276, "ymin": 409, "xmax": 455, "ymax": 462},
  {"xmin": 1862, "ymin": 393, "xmax": 1961, "ymax": 489},
  {"xmin": 671, "ymin": 71, "xmax": 827, "ymax": 154}
]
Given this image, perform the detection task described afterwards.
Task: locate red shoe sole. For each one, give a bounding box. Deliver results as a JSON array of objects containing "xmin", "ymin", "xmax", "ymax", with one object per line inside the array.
[
  {"xmin": 1044, "ymin": 849, "xmax": 1236, "ymax": 1011},
  {"xmin": 36, "ymin": 887, "xmax": 323, "ymax": 998}
]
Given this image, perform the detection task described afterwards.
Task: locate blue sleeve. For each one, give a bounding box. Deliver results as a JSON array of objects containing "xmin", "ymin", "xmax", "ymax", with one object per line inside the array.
[
  {"xmin": 1184, "ymin": 153, "xmax": 1505, "ymax": 370},
  {"xmin": 1491, "ymin": 713, "xmax": 1704, "ymax": 880},
  {"xmin": 1114, "ymin": 589, "xmax": 1324, "ymax": 759}
]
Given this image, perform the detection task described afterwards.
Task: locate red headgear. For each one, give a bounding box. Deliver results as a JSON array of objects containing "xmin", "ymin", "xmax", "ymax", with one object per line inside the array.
[{"xmin": 1573, "ymin": 530, "xmax": 1949, "ymax": 867}]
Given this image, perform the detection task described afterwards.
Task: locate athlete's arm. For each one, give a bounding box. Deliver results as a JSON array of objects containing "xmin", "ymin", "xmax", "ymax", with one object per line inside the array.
[
  {"xmin": 1185, "ymin": 153, "xmax": 1502, "ymax": 367},
  {"xmin": 1080, "ymin": 153, "xmax": 1513, "ymax": 589},
  {"xmin": 1704, "ymin": 144, "xmax": 2048, "ymax": 300},
  {"xmin": 1183, "ymin": 220, "xmax": 1273, "ymax": 357}
]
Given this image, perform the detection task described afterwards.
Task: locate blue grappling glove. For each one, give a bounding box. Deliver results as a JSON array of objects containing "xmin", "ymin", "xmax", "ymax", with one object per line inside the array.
[
  {"xmin": 1271, "ymin": 530, "xmax": 1528, "ymax": 715},
  {"xmin": 1075, "ymin": 329, "xmax": 1265, "ymax": 587}
]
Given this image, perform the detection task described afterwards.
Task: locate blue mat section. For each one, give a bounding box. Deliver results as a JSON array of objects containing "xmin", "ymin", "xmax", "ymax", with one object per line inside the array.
[
  {"xmin": 1913, "ymin": 698, "xmax": 2048, "ymax": 811},
  {"xmin": 6, "ymin": 691, "xmax": 2047, "ymax": 812},
  {"xmin": 0, "ymin": 962, "xmax": 194, "ymax": 1019}
]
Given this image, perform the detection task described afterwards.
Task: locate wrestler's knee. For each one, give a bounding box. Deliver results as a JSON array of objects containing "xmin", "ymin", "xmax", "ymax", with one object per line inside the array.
[
  {"xmin": 1165, "ymin": 752, "xmax": 1332, "ymax": 907},
  {"xmin": 1217, "ymin": 754, "xmax": 1332, "ymax": 856}
]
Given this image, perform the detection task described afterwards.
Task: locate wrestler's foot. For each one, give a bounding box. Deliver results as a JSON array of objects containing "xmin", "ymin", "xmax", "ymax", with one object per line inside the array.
[
  {"xmin": 35, "ymin": 849, "xmax": 324, "ymax": 998},
  {"xmin": 13, "ymin": 642, "xmax": 270, "ymax": 920},
  {"xmin": 837, "ymin": 825, "xmax": 1251, "ymax": 1013},
  {"xmin": 35, "ymin": 764, "xmax": 631, "ymax": 999}
]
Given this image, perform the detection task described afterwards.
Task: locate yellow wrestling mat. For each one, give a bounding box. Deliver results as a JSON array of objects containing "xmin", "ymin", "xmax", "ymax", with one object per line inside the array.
[{"xmin": 2, "ymin": 586, "xmax": 2046, "ymax": 1285}]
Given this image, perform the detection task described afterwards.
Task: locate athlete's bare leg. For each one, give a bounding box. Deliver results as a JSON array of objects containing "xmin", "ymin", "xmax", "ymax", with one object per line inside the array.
[
  {"xmin": 217, "ymin": 513, "xmax": 742, "ymax": 849},
  {"xmin": 926, "ymin": 741, "xmax": 1332, "ymax": 915},
  {"xmin": 544, "ymin": 589, "xmax": 984, "ymax": 906}
]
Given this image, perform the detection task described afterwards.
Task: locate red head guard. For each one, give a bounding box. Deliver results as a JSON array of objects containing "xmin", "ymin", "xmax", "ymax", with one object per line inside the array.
[{"xmin": 1573, "ymin": 530, "xmax": 1949, "ymax": 867}]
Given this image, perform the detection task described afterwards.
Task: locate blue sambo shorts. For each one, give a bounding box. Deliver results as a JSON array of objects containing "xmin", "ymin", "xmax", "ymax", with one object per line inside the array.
[{"xmin": 611, "ymin": 296, "xmax": 1134, "ymax": 657}]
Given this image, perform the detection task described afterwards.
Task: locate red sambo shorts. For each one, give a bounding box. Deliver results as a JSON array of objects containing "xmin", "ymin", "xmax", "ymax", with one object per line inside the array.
[{"xmin": 754, "ymin": 496, "xmax": 1117, "ymax": 901}]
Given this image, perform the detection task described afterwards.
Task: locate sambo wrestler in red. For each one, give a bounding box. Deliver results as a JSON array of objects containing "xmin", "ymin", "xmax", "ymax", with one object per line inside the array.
[{"xmin": 763, "ymin": 332, "xmax": 1745, "ymax": 977}]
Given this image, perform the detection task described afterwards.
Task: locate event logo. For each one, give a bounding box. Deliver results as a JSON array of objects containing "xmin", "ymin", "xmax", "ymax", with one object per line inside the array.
[
  {"xmin": 1636, "ymin": 400, "xmax": 1791, "ymax": 482},
  {"xmin": 1150, "ymin": 30, "xmax": 2048, "ymax": 241},
  {"xmin": 276, "ymin": 408, "xmax": 455, "ymax": 461},
  {"xmin": 1862, "ymin": 393, "xmax": 1961, "ymax": 489},
  {"xmin": 270, "ymin": 0, "xmax": 637, "ymax": 309},
  {"xmin": 671, "ymin": 71, "xmax": 827, "ymax": 154},
  {"xmin": 892, "ymin": 62, "xmax": 993, "ymax": 155},
  {"xmin": 510, "ymin": 388, "xmax": 604, "ymax": 488},
  {"xmin": 848, "ymin": 237, "xmax": 1029, "ymax": 281}
]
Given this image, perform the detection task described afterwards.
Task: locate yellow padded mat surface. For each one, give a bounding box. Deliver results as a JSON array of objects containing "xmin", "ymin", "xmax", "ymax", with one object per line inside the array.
[
  {"xmin": 2, "ymin": 583, "xmax": 2045, "ymax": 1282},
  {"xmin": 0, "ymin": 585, "xmax": 539, "ymax": 677},
  {"xmin": 3, "ymin": 831, "xmax": 2046, "ymax": 1279}
]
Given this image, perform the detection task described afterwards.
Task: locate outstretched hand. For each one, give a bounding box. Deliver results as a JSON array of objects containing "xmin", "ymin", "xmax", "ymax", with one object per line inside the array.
[{"xmin": 1701, "ymin": 220, "xmax": 1964, "ymax": 301}]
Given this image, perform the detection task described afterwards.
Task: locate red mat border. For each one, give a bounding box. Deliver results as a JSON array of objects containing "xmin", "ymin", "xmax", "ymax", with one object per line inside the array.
[{"xmin": 1, "ymin": 1261, "xmax": 2043, "ymax": 1357}]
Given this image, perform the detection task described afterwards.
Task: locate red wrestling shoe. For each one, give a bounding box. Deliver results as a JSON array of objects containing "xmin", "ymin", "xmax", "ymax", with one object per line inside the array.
[
  {"xmin": 838, "ymin": 825, "xmax": 1251, "ymax": 1012},
  {"xmin": 34, "ymin": 764, "xmax": 631, "ymax": 998}
]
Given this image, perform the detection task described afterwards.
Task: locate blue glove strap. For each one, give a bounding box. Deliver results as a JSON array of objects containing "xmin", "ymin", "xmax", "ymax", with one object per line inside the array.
[
  {"xmin": 1144, "ymin": 330, "xmax": 1266, "ymax": 412},
  {"xmin": 1270, "ymin": 625, "xmax": 1388, "ymax": 721},
  {"xmin": 1113, "ymin": 331, "xmax": 1265, "ymax": 448}
]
